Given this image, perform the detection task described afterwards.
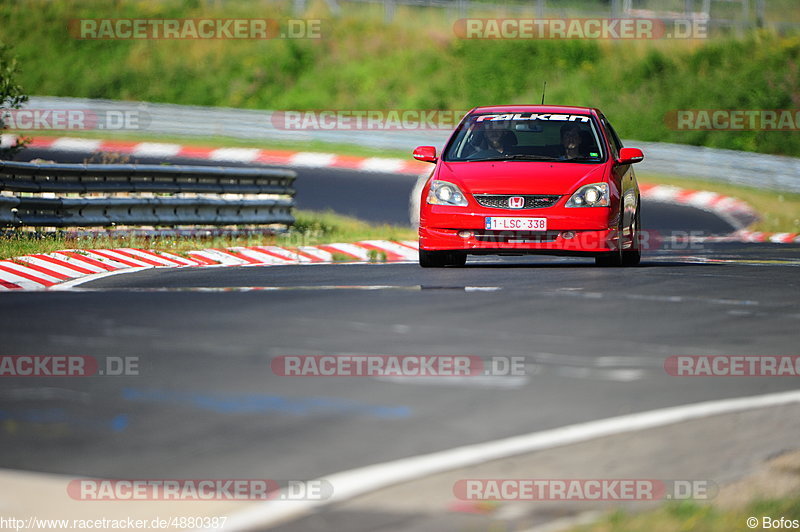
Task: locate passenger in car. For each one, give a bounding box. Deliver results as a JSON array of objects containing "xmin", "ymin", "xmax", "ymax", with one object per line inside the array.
[{"xmin": 559, "ymin": 123, "xmax": 584, "ymax": 160}]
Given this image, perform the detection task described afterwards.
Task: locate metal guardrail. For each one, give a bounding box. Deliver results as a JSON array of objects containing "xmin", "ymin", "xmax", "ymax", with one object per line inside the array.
[
  {"xmin": 298, "ymin": 0, "xmax": 785, "ymax": 31},
  {"xmin": 0, "ymin": 161, "xmax": 296, "ymax": 228},
  {"xmin": 18, "ymin": 97, "xmax": 800, "ymax": 193}
]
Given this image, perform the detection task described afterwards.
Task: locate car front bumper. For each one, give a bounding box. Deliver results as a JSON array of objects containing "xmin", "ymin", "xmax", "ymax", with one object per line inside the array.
[{"xmin": 419, "ymin": 206, "xmax": 621, "ymax": 254}]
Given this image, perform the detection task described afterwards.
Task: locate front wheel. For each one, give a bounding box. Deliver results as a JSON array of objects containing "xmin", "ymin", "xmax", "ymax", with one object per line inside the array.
[
  {"xmin": 419, "ymin": 249, "xmax": 467, "ymax": 268},
  {"xmin": 622, "ymin": 207, "xmax": 642, "ymax": 266},
  {"xmin": 596, "ymin": 207, "xmax": 641, "ymax": 267},
  {"xmin": 595, "ymin": 250, "xmax": 623, "ymax": 267}
]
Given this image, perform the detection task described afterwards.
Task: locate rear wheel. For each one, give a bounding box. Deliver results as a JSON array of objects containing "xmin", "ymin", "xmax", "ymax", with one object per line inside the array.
[{"xmin": 419, "ymin": 249, "xmax": 467, "ymax": 268}]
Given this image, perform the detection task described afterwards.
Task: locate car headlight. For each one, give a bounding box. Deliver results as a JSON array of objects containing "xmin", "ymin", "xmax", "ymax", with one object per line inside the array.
[
  {"xmin": 565, "ymin": 183, "xmax": 609, "ymax": 208},
  {"xmin": 427, "ymin": 180, "xmax": 468, "ymax": 207}
]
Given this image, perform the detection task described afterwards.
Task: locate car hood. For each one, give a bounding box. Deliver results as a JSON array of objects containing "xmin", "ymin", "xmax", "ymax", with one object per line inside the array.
[{"xmin": 436, "ymin": 161, "xmax": 607, "ymax": 195}]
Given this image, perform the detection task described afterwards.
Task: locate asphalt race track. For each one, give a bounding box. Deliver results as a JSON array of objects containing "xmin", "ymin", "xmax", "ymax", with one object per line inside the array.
[{"xmin": 2, "ymin": 147, "xmax": 799, "ymax": 530}]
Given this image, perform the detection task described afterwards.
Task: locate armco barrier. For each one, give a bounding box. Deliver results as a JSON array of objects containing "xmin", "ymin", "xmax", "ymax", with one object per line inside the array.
[{"xmin": 0, "ymin": 160, "xmax": 295, "ymax": 228}]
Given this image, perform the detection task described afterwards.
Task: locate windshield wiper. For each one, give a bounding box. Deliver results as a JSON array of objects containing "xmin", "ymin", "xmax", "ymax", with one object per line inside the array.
[
  {"xmin": 467, "ymin": 154, "xmax": 558, "ymax": 162},
  {"xmin": 562, "ymin": 156, "xmax": 602, "ymax": 162}
]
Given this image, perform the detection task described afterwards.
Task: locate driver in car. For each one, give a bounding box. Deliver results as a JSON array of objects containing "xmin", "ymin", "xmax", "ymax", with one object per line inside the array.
[{"xmin": 467, "ymin": 125, "xmax": 516, "ymax": 159}]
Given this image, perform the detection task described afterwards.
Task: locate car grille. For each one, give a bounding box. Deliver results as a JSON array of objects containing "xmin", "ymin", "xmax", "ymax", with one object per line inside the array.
[
  {"xmin": 473, "ymin": 231, "xmax": 560, "ymax": 243},
  {"xmin": 474, "ymin": 194, "xmax": 561, "ymax": 209}
]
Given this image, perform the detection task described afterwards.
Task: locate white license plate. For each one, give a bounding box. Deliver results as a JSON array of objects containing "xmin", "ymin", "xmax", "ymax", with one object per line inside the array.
[{"xmin": 485, "ymin": 217, "xmax": 547, "ymax": 231}]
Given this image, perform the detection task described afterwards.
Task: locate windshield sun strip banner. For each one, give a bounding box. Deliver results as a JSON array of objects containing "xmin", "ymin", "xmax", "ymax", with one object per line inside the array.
[{"xmin": 475, "ymin": 113, "xmax": 591, "ymax": 122}]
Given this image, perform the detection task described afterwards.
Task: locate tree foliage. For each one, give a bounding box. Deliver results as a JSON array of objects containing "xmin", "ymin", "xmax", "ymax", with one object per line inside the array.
[{"xmin": 0, "ymin": 42, "xmax": 30, "ymax": 159}]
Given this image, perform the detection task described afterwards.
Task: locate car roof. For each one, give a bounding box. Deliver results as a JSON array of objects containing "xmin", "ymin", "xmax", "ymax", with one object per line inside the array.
[{"xmin": 469, "ymin": 105, "xmax": 599, "ymax": 115}]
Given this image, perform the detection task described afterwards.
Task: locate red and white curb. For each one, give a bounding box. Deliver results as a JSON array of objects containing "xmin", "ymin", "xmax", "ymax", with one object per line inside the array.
[
  {"xmin": 638, "ymin": 184, "xmax": 798, "ymax": 242},
  {"xmin": 4, "ymin": 135, "xmax": 430, "ymax": 175},
  {"xmin": 0, "ymin": 240, "xmax": 419, "ymax": 291},
  {"xmin": 638, "ymin": 183, "xmax": 760, "ymax": 231}
]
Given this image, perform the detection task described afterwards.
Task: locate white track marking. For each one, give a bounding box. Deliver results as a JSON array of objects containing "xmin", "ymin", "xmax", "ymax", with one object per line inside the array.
[
  {"xmin": 156, "ymin": 251, "xmax": 205, "ymax": 266},
  {"xmin": 131, "ymin": 142, "xmax": 182, "ymax": 157},
  {"xmin": 295, "ymin": 246, "xmax": 334, "ymax": 261},
  {"xmin": 66, "ymin": 250, "xmax": 133, "ymax": 269},
  {"xmin": 43, "ymin": 253, "xmax": 108, "ymax": 273},
  {"xmin": 252, "ymin": 246, "xmax": 314, "ymax": 263},
  {"xmin": 50, "ymin": 138, "xmax": 102, "ymax": 151},
  {"xmin": 80, "ymin": 249, "xmax": 154, "ymax": 268},
  {"xmin": 289, "ymin": 152, "xmax": 337, "ymax": 167},
  {"xmin": 13, "ymin": 256, "xmax": 85, "ymax": 278},
  {"xmin": 187, "ymin": 249, "xmax": 248, "ymax": 266},
  {"xmin": 204, "ymin": 390, "xmax": 800, "ymax": 532},
  {"xmin": 210, "ymin": 148, "xmax": 261, "ymax": 162},
  {"xmin": 0, "ymin": 134, "xmax": 18, "ymax": 147},
  {"xmin": 0, "ymin": 261, "xmax": 62, "ymax": 284},
  {"xmin": 0, "ymin": 267, "xmax": 50, "ymax": 290},
  {"xmin": 115, "ymin": 248, "xmax": 184, "ymax": 266},
  {"xmin": 48, "ymin": 267, "xmax": 152, "ymax": 290},
  {"xmin": 359, "ymin": 158, "xmax": 406, "ymax": 173},
  {"xmin": 321, "ymin": 243, "xmax": 372, "ymax": 260},
  {"xmin": 374, "ymin": 375, "xmax": 530, "ymax": 388},
  {"xmin": 359, "ymin": 240, "xmax": 419, "ymax": 260},
  {"xmin": 227, "ymin": 247, "xmax": 294, "ymax": 265}
]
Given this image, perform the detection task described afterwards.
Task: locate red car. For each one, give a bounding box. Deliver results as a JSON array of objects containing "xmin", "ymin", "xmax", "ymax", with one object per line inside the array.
[{"xmin": 414, "ymin": 105, "xmax": 644, "ymax": 267}]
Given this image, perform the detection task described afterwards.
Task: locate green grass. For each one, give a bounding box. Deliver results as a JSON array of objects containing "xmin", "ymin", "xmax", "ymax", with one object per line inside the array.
[
  {"xmin": 1, "ymin": 0, "xmax": 799, "ymax": 156},
  {"xmin": 0, "ymin": 209, "xmax": 416, "ymax": 260},
  {"xmin": 568, "ymin": 497, "xmax": 800, "ymax": 532}
]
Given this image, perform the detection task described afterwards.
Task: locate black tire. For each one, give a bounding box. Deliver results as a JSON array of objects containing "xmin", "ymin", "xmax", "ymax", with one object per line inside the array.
[
  {"xmin": 622, "ymin": 207, "xmax": 642, "ymax": 267},
  {"xmin": 449, "ymin": 251, "xmax": 467, "ymax": 267},
  {"xmin": 596, "ymin": 204, "xmax": 641, "ymax": 267},
  {"xmin": 595, "ymin": 250, "xmax": 623, "ymax": 267},
  {"xmin": 419, "ymin": 249, "xmax": 467, "ymax": 268},
  {"xmin": 595, "ymin": 228, "xmax": 624, "ymax": 267}
]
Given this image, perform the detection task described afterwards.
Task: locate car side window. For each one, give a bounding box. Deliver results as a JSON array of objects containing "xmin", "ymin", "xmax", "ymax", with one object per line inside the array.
[{"xmin": 601, "ymin": 116, "xmax": 623, "ymax": 157}]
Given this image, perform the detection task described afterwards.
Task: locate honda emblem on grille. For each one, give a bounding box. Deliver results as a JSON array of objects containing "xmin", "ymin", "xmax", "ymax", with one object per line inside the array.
[{"xmin": 508, "ymin": 196, "xmax": 525, "ymax": 209}]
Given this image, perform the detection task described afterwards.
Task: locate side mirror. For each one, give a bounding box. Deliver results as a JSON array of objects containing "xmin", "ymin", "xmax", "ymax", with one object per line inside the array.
[
  {"xmin": 413, "ymin": 146, "xmax": 437, "ymax": 163},
  {"xmin": 617, "ymin": 147, "xmax": 644, "ymax": 165}
]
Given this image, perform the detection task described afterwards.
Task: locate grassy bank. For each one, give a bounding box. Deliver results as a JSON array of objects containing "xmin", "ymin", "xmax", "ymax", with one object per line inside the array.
[
  {"xmin": 569, "ymin": 497, "xmax": 800, "ymax": 532},
  {"xmin": 0, "ymin": 209, "xmax": 417, "ymax": 260},
  {"xmin": 1, "ymin": 0, "xmax": 799, "ymax": 156}
]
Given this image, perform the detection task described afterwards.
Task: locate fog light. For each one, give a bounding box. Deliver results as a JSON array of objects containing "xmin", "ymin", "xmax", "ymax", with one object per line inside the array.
[
  {"xmin": 562, "ymin": 231, "xmax": 576, "ymax": 239},
  {"xmin": 458, "ymin": 230, "xmax": 473, "ymax": 238}
]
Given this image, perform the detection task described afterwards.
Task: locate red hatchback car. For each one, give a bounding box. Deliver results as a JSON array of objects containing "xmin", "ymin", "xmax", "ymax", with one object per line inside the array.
[{"xmin": 414, "ymin": 105, "xmax": 644, "ymax": 267}]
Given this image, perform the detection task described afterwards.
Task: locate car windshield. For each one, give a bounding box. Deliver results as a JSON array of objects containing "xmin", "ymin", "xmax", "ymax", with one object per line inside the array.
[{"xmin": 443, "ymin": 112, "xmax": 605, "ymax": 163}]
